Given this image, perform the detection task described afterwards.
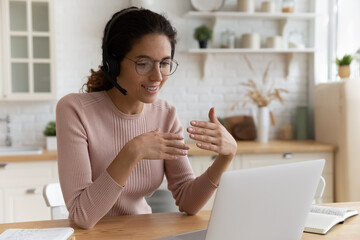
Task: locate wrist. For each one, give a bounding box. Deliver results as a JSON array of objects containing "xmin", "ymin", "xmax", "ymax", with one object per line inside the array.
[{"xmin": 122, "ymin": 139, "xmax": 142, "ymax": 165}]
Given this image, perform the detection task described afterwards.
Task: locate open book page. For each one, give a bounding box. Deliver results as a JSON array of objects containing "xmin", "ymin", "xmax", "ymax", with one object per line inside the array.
[
  {"xmin": 310, "ymin": 205, "xmax": 356, "ymax": 218},
  {"xmin": 304, "ymin": 205, "xmax": 359, "ymax": 235},
  {"xmin": 0, "ymin": 227, "xmax": 74, "ymax": 240}
]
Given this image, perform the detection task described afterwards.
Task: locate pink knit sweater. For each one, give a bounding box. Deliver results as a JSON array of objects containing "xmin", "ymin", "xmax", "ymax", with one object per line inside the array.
[{"xmin": 56, "ymin": 91, "xmax": 217, "ymax": 229}]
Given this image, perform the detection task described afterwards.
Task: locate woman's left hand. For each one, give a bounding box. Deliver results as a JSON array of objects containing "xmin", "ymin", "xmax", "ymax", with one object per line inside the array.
[{"xmin": 187, "ymin": 107, "xmax": 237, "ymax": 157}]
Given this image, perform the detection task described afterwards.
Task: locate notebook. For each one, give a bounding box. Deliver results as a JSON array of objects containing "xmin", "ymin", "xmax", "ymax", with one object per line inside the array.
[
  {"xmin": 156, "ymin": 159, "xmax": 325, "ymax": 240},
  {"xmin": 0, "ymin": 227, "xmax": 74, "ymax": 240},
  {"xmin": 304, "ymin": 205, "xmax": 358, "ymax": 234}
]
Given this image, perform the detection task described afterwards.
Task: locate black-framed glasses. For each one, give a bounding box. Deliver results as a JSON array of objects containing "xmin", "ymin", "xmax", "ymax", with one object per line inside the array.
[{"xmin": 124, "ymin": 56, "xmax": 179, "ymax": 76}]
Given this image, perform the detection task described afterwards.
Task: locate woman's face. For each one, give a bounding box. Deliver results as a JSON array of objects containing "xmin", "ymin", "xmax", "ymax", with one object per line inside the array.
[{"xmin": 116, "ymin": 34, "xmax": 172, "ymax": 104}]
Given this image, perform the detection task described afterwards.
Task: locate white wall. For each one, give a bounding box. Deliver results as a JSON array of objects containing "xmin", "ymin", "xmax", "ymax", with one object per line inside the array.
[{"xmin": 1, "ymin": 0, "xmax": 315, "ymax": 147}]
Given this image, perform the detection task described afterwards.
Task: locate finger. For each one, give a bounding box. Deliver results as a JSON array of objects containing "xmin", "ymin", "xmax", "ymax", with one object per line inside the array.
[
  {"xmin": 153, "ymin": 128, "xmax": 160, "ymax": 132},
  {"xmin": 189, "ymin": 133, "xmax": 219, "ymax": 145},
  {"xmin": 165, "ymin": 146, "xmax": 188, "ymax": 156},
  {"xmin": 187, "ymin": 126, "xmax": 220, "ymax": 138},
  {"xmin": 208, "ymin": 107, "xmax": 220, "ymax": 124},
  {"xmin": 166, "ymin": 140, "xmax": 190, "ymax": 150},
  {"xmin": 162, "ymin": 153, "xmax": 180, "ymax": 161},
  {"xmin": 161, "ymin": 132, "xmax": 184, "ymax": 140},
  {"xmin": 196, "ymin": 142, "xmax": 219, "ymax": 153},
  {"xmin": 190, "ymin": 120, "xmax": 218, "ymax": 130}
]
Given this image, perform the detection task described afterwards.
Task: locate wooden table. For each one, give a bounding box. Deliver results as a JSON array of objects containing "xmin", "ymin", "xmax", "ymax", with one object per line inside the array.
[{"xmin": 0, "ymin": 202, "xmax": 358, "ymax": 240}]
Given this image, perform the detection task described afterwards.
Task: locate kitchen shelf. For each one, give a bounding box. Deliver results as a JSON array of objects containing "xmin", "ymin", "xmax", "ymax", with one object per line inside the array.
[
  {"xmin": 188, "ymin": 48, "xmax": 316, "ymax": 54},
  {"xmin": 188, "ymin": 48, "xmax": 313, "ymax": 79},
  {"xmin": 186, "ymin": 11, "xmax": 318, "ymax": 20}
]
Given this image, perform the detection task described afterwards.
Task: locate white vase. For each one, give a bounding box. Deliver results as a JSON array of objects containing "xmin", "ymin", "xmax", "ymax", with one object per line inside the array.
[
  {"xmin": 256, "ymin": 107, "xmax": 270, "ymax": 143},
  {"xmin": 46, "ymin": 136, "xmax": 57, "ymax": 150}
]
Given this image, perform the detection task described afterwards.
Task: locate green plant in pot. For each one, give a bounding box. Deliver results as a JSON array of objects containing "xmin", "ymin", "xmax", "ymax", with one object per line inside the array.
[
  {"xmin": 43, "ymin": 121, "xmax": 57, "ymax": 150},
  {"xmin": 336, "ymin": 54, "xmax": 354, "ymax": 79},
  {"xmin": 193, "ymin": 25, "xmax": 212, "ymax": 49}
]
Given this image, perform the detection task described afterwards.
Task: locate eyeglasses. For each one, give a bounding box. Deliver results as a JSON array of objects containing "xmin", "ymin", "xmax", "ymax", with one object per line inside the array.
[{"xmin": 124, "ymin": 56, "xmax": 178, "ymax": 76}]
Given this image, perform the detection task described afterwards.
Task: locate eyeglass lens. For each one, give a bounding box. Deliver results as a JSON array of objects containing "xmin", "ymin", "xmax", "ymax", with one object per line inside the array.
[{"xmin": 135, "ymin": 58, "xmax": 177, "ymax": 76}]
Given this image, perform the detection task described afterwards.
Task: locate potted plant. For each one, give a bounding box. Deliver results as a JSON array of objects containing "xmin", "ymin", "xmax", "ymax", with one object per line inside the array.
[
  {"xmin": 193, "ymin": 25, "xmax": 212, "ymax": 49},
  {"xmin": 336, "ymin": 54, "xmax": 354, "ymax": 79},
  {"xmin": 43, "ymin": 121, "xmax": 57, "ymax": 150}
]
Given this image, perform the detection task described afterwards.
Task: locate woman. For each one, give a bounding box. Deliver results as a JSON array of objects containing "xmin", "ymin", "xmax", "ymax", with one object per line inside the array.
[{"xmin": 56, "ymin": 7, "xmax": 237, "ymax": 229}]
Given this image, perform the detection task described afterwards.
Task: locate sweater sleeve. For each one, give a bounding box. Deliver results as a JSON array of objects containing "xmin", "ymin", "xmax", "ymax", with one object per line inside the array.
[
  {"xmin": 164, "ymin": 107, "xmax": 218, "ymax": 215},
  {"xmin": 56, "ymin": 94, "xmax": 123, "ymax": 229}
]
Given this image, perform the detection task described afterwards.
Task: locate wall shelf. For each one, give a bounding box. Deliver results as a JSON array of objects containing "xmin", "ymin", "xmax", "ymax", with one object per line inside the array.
[
  {"xmin": 186, "ymin": 49, "xmax": 314, "ymax": 79},
  {"xmin": 188, "ymin": 48, "xmax": 316, "ymax": 54},
  {"xmin": 186, "ymin": 11, "xmax": 318, "ymax": 20}
]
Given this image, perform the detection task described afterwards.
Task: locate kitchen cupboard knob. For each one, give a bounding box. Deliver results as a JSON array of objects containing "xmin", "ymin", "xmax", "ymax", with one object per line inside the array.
[
  {"xmin": 26, "ymin": 188, "xmax": 38, "ymax": 194},
  {"xmin": 0, "ymin": 163, "xmax": 8, "ymax": 169},
  {"xmin": 283, "ymin": 153, "xmax": 293, "ymax": 159}
]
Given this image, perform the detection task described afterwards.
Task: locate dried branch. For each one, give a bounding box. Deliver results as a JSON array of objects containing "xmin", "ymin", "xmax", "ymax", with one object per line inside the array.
[{"xmin": 237, "ymin": 57, "xmax": 288, "ymax": 108}]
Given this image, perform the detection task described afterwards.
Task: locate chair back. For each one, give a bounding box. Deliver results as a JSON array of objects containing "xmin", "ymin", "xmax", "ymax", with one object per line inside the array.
[{"xmin": 43, "ymin": 183, "xmax": 69, "ymax": 220}]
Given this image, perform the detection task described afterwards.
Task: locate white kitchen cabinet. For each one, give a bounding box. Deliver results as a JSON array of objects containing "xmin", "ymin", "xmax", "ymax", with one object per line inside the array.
[
  {"xmin": 0, "ymin": 160, "xmax": 59, "ymax": 223},
  {"xmin": 0, "ymin": 0, "xmax": 56, "ymax": 100},
  {"xmin": 190, "ymin": 151, "xmax": 334, "ymax": 210},
  {"xmin": 0, "ymin": 190, "xmax": 3, "ymax": 223},
  {"xmin": 240, "ymin": 152, "xmax": 334, "ymax": 203}
]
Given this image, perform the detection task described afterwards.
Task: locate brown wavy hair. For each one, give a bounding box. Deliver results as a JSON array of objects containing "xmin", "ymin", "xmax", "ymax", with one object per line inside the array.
[{"xmin": 82, "ymin": 7, "xmax": 177, "ymax": 93}]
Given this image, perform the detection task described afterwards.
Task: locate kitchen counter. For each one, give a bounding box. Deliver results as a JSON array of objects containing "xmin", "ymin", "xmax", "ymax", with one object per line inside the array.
[
  {"xmin": 0, "ymin": 140, "xmax": 336, "ymax": 163},
  {"xmin": 0, "ymin": 150, "xmax": 57, "ymax": 163},
  {"xmin": 187, "ymin": 140, "xmax": 337, "ymax": 156}
]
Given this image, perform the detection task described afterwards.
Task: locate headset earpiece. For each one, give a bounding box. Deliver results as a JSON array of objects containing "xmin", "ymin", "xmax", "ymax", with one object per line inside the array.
[{"xmin": 101, "ymin": 8, "xmax": 139, "ymax": 95}]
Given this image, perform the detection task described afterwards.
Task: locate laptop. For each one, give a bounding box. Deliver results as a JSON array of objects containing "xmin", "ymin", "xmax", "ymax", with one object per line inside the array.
[{"xmin": 157, "ymin": 159, "xmax": 325, "ymax": 240}]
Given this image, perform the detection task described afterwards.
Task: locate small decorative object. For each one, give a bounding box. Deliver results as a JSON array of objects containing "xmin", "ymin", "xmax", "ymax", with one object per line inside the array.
[
  {"xmin": 261, "ymin": 1, "xmax": 275, "ymax": 13},
  {"xmin": 237, "ymin": 0, "xmax": 254, "ymax": 13},
  {"xmin": 266, "ymin": 36, "xmax": 283, "ymax": 49},
  {"xmin": 242, "ymin": 33, "xmax": 260, "ymax": 49},
  {"xmin": 287, "ymin": 31, "xmax": 305, "ymax": 49},
  {"xmin": 336, "ymin": 54, "xmax": 354, "ymax": 79},
  {"xmin": 280, "ymin": 124, "xmax": 293, "ymax": 140},
  {"xmin": 218, "ymin": 115, "xmax": 257, "ymax": 141},
  {"xmin": 282, "ymin": 0, "xmax": 295, "ymax": 12},
  {"xmin": 232, "ymin": 56, "xmax": 289, "ymax": 143},
  {"xmin": 220, "ymin": 30, "xmax": 235, "ymax": 48},
  {"xmin": 43, "ymin": 121, "xmax": 57, "ymax": 150},
  {"xmin": 191, "ymin": 0, "xmax": 224, "ymax": 12},
  {"xmin": 193, "ymin": 25, "xmax": 212, "ymax": 49}
]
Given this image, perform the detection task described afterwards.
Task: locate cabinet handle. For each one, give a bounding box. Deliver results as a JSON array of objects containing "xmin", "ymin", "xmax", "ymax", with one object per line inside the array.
[
  {"xmin": 26, "ymin": 188, "xmax": 38, "ymax": 194},
  {"xmin": 283, "ymin": 153, "xmax": 293, "ymax": 159},
  {"xmin": 0, "ymin": 163, "xmax": 7, "ymax": 169}
]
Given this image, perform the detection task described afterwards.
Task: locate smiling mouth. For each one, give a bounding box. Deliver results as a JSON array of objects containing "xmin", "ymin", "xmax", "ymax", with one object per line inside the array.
[{"xmin": 142, "ymin": 85, "xmax": 159, "ymax": 94}]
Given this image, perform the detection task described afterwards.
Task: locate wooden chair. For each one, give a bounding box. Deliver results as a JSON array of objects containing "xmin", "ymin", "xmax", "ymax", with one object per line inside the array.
[
  {"xmin": 43, "ymin": 183, "xmax": 69, "ymax": 220},
  {"xmin": 146, "ymin": 189, "xmax": 178, "ymax": 213}
]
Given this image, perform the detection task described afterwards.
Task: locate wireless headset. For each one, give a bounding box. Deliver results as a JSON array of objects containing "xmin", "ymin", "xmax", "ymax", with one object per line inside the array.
[
  {"xmin": 101, "ymin": 7, "xmax": 175, "ymax": 96},
  {"xmin": 101, "ymin": 8, "xmax": 138, "ymax": 95}
]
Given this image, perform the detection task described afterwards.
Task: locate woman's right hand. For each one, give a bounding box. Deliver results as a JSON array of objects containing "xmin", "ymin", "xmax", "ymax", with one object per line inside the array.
[
  {"xmin": 129, "ymin": 129, "xmax": 190, "ymax": 162},
  {"xmin": 107, "ymin": 129, "xmax": 189, "ymax": 186}
]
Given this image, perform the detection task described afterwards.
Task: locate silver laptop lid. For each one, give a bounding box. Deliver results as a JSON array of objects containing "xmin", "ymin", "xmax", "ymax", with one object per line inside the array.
[{"xmin": 205, "ymin": 159, "xmax": 325, "ymax": 240}]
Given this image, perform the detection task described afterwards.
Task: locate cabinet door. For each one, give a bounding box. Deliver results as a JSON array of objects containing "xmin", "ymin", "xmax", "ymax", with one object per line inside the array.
[
  {"xmin": 0, "ymin": 189, "xmax": 3, "ymax": 223},
  {"xmin": 241, "ymin": 152, "xmax": 334, "ymax": 202},
  {"xmin": 4, "ymin": 185, "xmax": 50, "ymax": 223},
  {"xmin": 2, "ymin": 0, "xmax": 55, "ymax": 100},
  {"xmin": 0, "ymin": 160, "xmax": 59, "ymax": 223}
]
